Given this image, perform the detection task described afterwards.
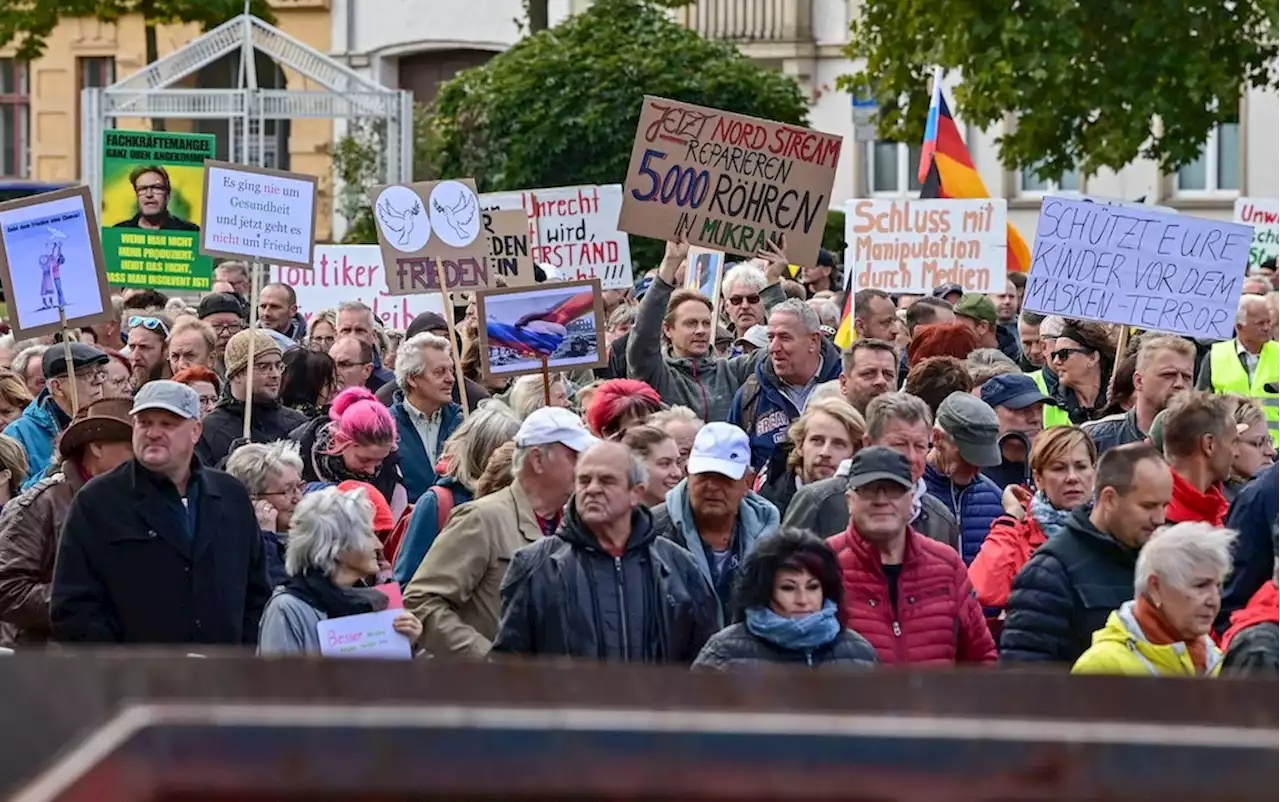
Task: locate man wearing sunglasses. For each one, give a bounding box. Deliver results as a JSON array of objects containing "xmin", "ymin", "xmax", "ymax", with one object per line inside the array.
[
  {"xmin": 112, "ymin": 165, "xmax": 199, "ymax": 231},
  {"xmin": 3, "ymin": 343, "xmax": 109, "ymax": 490},
  {"xmin": 126, "ymin": 314, "xmax": 173, "ymax": 391},
  {"xmin": 721, "ymin": 263, "xmax": 770, "ymax": 338}
]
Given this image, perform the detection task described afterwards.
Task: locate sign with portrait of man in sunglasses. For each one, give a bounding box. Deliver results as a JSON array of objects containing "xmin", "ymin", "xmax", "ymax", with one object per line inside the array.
[{"xmin": 100, "ymin": 129, "xmax": 216, "ymax": 292}]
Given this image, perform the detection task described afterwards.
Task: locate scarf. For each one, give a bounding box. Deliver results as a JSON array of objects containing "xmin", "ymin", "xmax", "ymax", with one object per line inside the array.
[
  {"xmin": 910, "ymin": 478, "xmax": 927, "ymax": 524},
  {"xmin": 745, "ymin": 599, "xmax": 841, "ymax": 652},
  {"xmin": 1028, "ymin": 491, "xmax": 1072, "ymax": 539},
  {"xmin": 312, "ymin": 421, "xmax": 385, "ymax": 486},
  {"xmin": 1133, "ymin": 595, "xmax": 1208, "ymax": 674},
  {"xmin": 1167, "ymin": 470, "xmax": 1228, "ymax": 526},
  {"xmin": 282, "ymin": 569, "xmax": 388, "ymax": 619}
]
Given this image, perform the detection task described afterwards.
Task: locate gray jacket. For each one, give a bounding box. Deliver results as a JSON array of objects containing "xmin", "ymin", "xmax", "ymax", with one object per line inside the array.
[
  {"xmin": 781, "ymin": 476, "xmax": 960, "ymax": 551},
  {"xmin": 257, "ymin": 587, "xmax": 327, "ymax": 655},
  {"xmin": 627, "ymin": 275, "xmax": 784, "ymax": 422}
]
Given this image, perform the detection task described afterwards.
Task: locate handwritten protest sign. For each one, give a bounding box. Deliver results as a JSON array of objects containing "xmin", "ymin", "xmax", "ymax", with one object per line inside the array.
[
  {"xmin": 843, "ymin": 199, "xmax": 1006, "ymax": 293},
  {"xmin": 200, "ymin": 161, "xmax": 318, "ymax": 270},
  {"xmin": 619, "ymin": 96, "xmax": 842, "ymax": 268},
  {"xmin": 1234, "ymin": 197, "xmax": 1278, "ymax": 269},
  {"xmin": 101, "ymin": 130, "xmax": 215, "ymax": 290},
  {"xmin": 316, "ymin": 609, "xmax": 412, "ymax": 660},
  {"xmin": 1023, "ymin": 196, "xmax": 1252, "ymax": 341},
  {"xmin": 270, "ymin": 245, "xmax": 445, "ymax": 330},
  {"xmin": 372, "ymin": 179, "xmax": 531, "ymax": 296},
  {"xmin": 481, "ymin": 185, "xmax": 633, "ymax": 289}
]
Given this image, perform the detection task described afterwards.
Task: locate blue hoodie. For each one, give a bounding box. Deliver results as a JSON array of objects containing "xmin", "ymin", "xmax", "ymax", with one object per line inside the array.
[
  {"xmin": 729, "ymin": 337, "xmax": 842, "ymax": 469},
  {"xmin": 662, "ymin": 480, "xmax": 780, "ymax": 620},
  {"xmin": 5, "ymin": 389, "xmax": 65, "ymax": 491},
  {"xmin": 922, "ymin": 464, "xmax": 1002, "ymax": 565}
]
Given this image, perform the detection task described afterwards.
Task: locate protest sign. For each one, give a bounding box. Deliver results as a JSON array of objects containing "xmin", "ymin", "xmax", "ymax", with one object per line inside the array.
[
  {"xmin": 270, "ymin": 245, "xmax": 445, "ymax": 330},
  {"xmin": 843, "ymin": 199, "xmax": 1006, "ymax": 293},
  {"xmin": 200, "ymin": 160, "xmax": 318, "ymax": 270},
  {"xmin": 619, "ymin": 96, "xmax": 842, "ymax": 268},
  {"xmin": 0, "ymin": 186, "xmax": 113, "ymax": 339},
  {"xmin": 372, "ymin": 179, "xmax": 529, "ymax": 296},
  {"xmin": 100, "ymin": 129, "xmax": 216, "ymax": 291},
  {"xmin": 476, "ymin": 279, "xmax": 607, "ymax": 382},
  {"xmin": 316, "ymin": 609, "xmax": 412, "ymax": 660},
  {"xmin": 1233, "ymin": 197, "xmax": 1278, "ymax": 269},
  {"xmin": 1023, "ymin": 196, "xmax": 1252, "ymax": 341},
  {"xmin": 482, "ymin": 185, "xmax": 633, "ymax": 289}
]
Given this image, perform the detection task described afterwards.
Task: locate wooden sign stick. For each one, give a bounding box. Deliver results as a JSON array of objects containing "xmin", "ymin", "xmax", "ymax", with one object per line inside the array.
[
  {"xmin": 540, "ymin": 354, "xmax": 551, "ymax": 407},
  {"xmin": 242, "ymin": 262, "xmax": 261, "ymax": 439},
  {"xmin": 435, "ymin": 259, "xmax": 470, "ymax": 417},
  {"xmin": 57, "ymin": 306, "xmax": 79, "ymax": 417}
]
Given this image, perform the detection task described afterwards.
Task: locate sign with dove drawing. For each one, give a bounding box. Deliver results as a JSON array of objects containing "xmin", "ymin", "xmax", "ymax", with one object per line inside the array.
[{"xmin": 370, "ymin": 178, "xmax": 529, "ymax": 298}]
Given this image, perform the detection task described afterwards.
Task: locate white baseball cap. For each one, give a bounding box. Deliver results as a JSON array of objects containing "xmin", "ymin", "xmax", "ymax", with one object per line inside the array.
[
  {"xmin": 686, "ymin": 422, "xmax": 751, "ymax": 480},
  {"xmin": 515, "ymin": 406, "xmax": 598, "ymax": 453}
]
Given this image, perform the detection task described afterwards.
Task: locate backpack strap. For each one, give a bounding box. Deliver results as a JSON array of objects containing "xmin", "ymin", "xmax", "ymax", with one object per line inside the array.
[
  {"xmin": 431, "ymin": 484, "xmax": 456, "ymax": 531},
  {"xmin": 385, "ymin": 502, "xmax": 414, "ymax": 566}
]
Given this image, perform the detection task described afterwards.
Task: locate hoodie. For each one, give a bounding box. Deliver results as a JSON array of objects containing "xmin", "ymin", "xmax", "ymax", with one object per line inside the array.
[
  {"xmin": 1071, "ymin": 600, "xmax": 1224, "ymax": 677},
  {"xmin": 1166, "ymin": 469, "xmax": 1228, "ymax": 526}
]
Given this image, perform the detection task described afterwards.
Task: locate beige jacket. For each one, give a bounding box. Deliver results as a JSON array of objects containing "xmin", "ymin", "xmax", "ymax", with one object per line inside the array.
[{"xmin": 405, "ymin": 480, "xmax": 543, "ymax": 658}]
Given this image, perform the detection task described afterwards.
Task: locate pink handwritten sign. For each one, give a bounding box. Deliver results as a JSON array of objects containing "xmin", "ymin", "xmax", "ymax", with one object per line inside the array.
[{"xmin": 316, "ymin": 609, "xmax": 412, "ymax": 660}]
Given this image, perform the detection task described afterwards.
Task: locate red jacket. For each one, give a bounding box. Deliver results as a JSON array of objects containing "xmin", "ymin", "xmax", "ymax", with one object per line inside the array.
[
  {"xmin": 969, "ymin": 510, "xmax": 1047, "ymax": 609},
  {"xmin": 827, "ymin": 524, "xmax": 998, "ymax": 666},
  {"xmin": 1166, "ymin": 470, "xmax": 1228, "ymax": 526},
  {"xmin": 1220, "ymin": 581, "xmax": 1279, "ymax": 651}
]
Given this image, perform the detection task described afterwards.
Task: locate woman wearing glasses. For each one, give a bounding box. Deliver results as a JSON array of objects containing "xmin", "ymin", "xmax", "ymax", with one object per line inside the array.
[
  {"xmin": 225, "ymin": 441, "xmax": 307, "ymax": 587},
  {"xmin": 1225, "ymin": 395, "xmax": 1277, "ymax": 502},
  {"xmin": 1047, "ymin": 321, "xmax": 1115, "ymax": 425}
]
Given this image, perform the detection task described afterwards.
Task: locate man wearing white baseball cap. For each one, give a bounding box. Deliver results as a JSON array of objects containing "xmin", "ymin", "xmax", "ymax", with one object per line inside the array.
[
  {"xmin": 651, "ymin": 422, "xmax": 780, "ymax": 621},
  {"xmin": 405, "ymin": 405, "xmax": 598, "ymax": 658}
]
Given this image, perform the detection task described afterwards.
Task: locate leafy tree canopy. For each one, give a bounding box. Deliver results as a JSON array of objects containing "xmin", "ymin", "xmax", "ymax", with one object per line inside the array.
[
  {"xmin": 0, "ymin": 0, "xmax": 274, "ymax": 61},
  {"xmin": 840, "ymin": 0, "xmax": 1278, "ymax": 181}
]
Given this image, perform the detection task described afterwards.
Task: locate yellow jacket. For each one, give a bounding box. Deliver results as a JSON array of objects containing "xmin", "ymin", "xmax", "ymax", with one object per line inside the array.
[{"xmin": 1071, "ymin": 601, "xmax": 1223, "ymax": 677}]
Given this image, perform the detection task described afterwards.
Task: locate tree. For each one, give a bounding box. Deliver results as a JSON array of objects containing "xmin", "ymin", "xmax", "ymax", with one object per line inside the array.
[
  {"xmin": 523, "ymin": 0, "xmax": 692, "ymax": 34},
  {"xmin": 332, "ymin": 103, "xmax": 439, "ymax": 244},
  {"xmin": 428, "ymin": 0, "xmax": 809, "ymax": 268},
  {"xmin": 840, "ymin": 0, "xmax": 1278, "ymax": 181}
]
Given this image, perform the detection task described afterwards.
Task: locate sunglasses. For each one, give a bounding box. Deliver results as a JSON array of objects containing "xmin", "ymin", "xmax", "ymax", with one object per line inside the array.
[
  {"xmin": 128, "ymin": 315, "xmax": 171, "ymax": 339},
  {"xmin": 727, "ymin": 293, "xmax": 761, "ymax": 306},
  {"xmin": 1050, "ymin": 347, "xmax": 1093, "ymax": 363}
]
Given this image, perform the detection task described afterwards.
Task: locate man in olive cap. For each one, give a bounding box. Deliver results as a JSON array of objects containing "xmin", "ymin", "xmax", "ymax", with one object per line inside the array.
[
  {"xmin": 196, "ymin": 329, "xmax": 306, "ymax": 467},
  {"xmin": 955, "ymin": 292, "xmax": 1022, "ymax": 362},
  {"xmin": 923, "ymin": 391, "xmax": 1005, "ymax": 565}
]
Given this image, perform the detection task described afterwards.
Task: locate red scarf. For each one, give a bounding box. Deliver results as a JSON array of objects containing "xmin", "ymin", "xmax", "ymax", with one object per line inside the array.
[
  {"xmin": 1166, "ymin": 470, "xmax": 1228, "ymax": 526},
  {"xmin": 1134, "ymin": 595, "xmax": 1208, "ymax": 674}
]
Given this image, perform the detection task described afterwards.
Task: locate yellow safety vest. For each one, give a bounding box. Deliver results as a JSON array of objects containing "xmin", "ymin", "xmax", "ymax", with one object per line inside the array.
[
  {"xmin": 1209, "ymin": 339, "xmax": 1280, "ymax": 445},
  {"xmin": 1028, "ymin": 369, "xmax": 1072, "ymax": 428}
]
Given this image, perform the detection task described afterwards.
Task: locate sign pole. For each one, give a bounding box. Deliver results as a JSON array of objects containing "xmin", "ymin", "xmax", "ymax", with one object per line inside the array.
[
  {"xmin": 242, "ymin": 261, "xmax": 261, "ymax": 439},
  {"xmin": 540, "ymin": 355, "xmax": 551, "ymax": 407},
  {"xmin": 1108, "ymin": 324, "xmax": 1131, "ymax": 402},
  {"xmin": 57, "ymin": 307, "xmax": 79, "ymax": 417},
  {"xmin": 434, "ymin": 259, "xmax": 470, "ymax": 417}
]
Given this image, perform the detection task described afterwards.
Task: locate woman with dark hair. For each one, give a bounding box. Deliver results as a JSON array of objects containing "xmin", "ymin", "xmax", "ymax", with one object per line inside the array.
[
  {"xmin": 1048, "ymin": 321, "xmax": 1115, "ymax": 424},
  {"xmin": 281, "ymin": 347, "xmax": 335, "ymax": 419},
  {"xmin": 693, "ymin": 529, "xmax": 879, "ymax": 670}
]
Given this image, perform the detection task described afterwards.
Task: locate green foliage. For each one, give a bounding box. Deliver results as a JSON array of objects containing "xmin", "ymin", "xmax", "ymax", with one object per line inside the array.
[
  {"xmin": 822, "ymin": 208, "xmax": 845, "ymax": 257},
  {"xmin": 429, "ymin": 0, "xmax": 810, "ymax": 271},
  {"xmin": 0, "ymin": 0, "xmax": 274, "ymax": 61},
  {"xmin": 332, "ymin": 104, "xmax": 438, "ymax": 244},
  {"xmin": 840, "ymin": 0, "xmax": 1278, "ymax": 180}
]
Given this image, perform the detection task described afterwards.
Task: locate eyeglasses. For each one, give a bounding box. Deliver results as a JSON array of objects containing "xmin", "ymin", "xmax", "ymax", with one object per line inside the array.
[
  {"xmin": 852, "ymin": 482, "xmax": 911, "ymax": 500},
  {"xmin": 1049, "ymin": 347, "xmax": 1092, "ymax": 363},
  {"xmin": 212, "ymin": 322, "xmax": 244, "ymax": 335},
  {"xmin": 335, "ymin": 360, "xmax": 370, "ymax": 371},
  {"xmin": 74, "ymin": 367, "xmax": 108, "ymax": 385},
  {"xmin": 727, "ymin": 294, "xmax": 761, "ymax": 306},
  {"xmin": 198, "ymin": 395, "xmax": 218, "ymax": 409},
  {"xmin": 128, "ymin": 315, "xmax": 171, "ymax": 339},
  {"xmin": 253, "ymin": 359, "xmax": 284, "ymax": 374},
  {"xmin": 260, "ymin": 482, "xmax": 303, "ymax": 499},
  {"xmin": 1240, "ymin": 436, "xmax": 1272, "ymax": 450},
  {"xmin": 134, "ymin": 183, "xmax": 168, "ymax": 196}
]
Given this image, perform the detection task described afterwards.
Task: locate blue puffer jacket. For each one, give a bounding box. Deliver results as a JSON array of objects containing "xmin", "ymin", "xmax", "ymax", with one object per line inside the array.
[
  {"xmin": 1217, "ymin": 463, "xmax": 1279, "ymax": 634},
  {"xmin": 728, "ymin": 338, "xmax": 842, "ymax": 469},
  {"xmin": 4, "ymin": 390, "xmax": 65, "ymax": 491},
  {"xmin": 923, "ymin": 464, "xmax": 1002, "ymax": 565},
  {"xmin": 389, "ymin": 395, "xmax": 464, "ymax": 503},
  {"xmin": 392, "ymin": 475, "xmax": 474, "ymax": 586}
]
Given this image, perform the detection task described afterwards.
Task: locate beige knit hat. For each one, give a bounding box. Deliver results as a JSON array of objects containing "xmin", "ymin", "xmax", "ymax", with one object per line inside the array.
[{"xmin": 223, "ymin": 329, "xmax": 282, "ymax": 378}]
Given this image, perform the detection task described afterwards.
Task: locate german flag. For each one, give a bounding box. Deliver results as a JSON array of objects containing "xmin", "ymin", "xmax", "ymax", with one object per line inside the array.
[{"xmin": 917, "ymin": 69, "xmax": 1030, "ymax": 273}]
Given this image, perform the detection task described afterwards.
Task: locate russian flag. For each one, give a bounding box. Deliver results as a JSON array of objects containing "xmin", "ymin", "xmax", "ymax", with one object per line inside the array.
[{"xmin": 917, "ymin": 68, "xmax": 1031, "ymax": 273}]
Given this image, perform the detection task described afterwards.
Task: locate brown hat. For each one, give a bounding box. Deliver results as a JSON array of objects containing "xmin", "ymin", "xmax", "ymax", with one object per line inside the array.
[
  {"xmin": 59, "ymin": 398, "xmax": 134, "ymax": 460},
  {"xmin": 223, "ymin": 329, "xmax": 282, "ymax": 378}
]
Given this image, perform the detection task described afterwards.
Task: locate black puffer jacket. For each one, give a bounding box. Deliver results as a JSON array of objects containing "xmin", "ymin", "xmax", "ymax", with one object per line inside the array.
[
  {"xmin": 999, "ymin": 505, "xmax": 1138, "ymax": 665},
  {"xmin": 1081, "ymin": 408, "xmax": 1146, "ymax": 457},
  {"xmin": 692, "ymin": 623, "xmax": 879, "ymax": 670},
  {"xmin": 490, "ymin": 503, "xmax": 720, "ymax": 664},
  {"xmin": 197, "ymin": 396, "xmax": 308, "ymax": 467},
  {"xmin": 1222, "ymin": 622, "xmax": 1279, "ymax": 676}
]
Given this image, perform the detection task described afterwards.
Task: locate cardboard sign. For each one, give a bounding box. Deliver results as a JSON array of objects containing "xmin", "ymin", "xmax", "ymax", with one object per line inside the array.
[
  {"xmin": 475, "ymin": 279, "xmax": 607, "ymax": 382},
  {"xmin": 844, "ymin": 199, "xmax": 1007, "ymax": 294},
  {"xmin": 269, "ymin": 245, "xmax": 445, "ymax": 331},
  {"xmin": 316, "ymin": 609, "xmax": 412, "ymax": 660},
  {"xmin": 481, "ymin": 185, "xmax": 633, "ymax": 289},
  {"xmin": 200, "ymin": 160, "xmax": 319, "ymax": 270},
  {"xmin": 100, "ymin": 129, "xmax": 216, "ymax": 290},
  {"xmin": 619, "ymin": 96, "xmax": 842, "ymax": 268},
  {"xmin": 1233, "ymin": 197, "xmax": 1278, "ymax": 270},
  {"xmin": 1023, "ymin": 196, "xmax": 1252, "ymax": 341},
  {"xmin": 0, "ymin": 186, "xmax": 114, "ymax": 339}
]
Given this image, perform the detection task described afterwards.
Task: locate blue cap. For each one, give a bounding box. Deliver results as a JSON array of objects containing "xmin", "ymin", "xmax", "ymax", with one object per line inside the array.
[
  {"xmin": 634, "ymin": 276, "xmax": 654, "ymax": 299},
  {"xmin": 981, "ymin": 374, "xmax": 1051, "ymax": 410}
]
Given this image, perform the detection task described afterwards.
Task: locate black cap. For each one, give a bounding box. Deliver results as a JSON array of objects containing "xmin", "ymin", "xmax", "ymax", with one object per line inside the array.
[
  {"xmin": 845, "ymin": 446, "xmax": 914, "ymax": 490},
  {"xmin": 817, "ymin": 248, "xmax": 836, "ymax": 268},
  {"xmin": 406, "ymin": 311, "xmax": 448, "ymax": 339},
  {"xmin": 197, "ymin": 292, "xmax": 245, "ymax": 320},
  {"xmin": 932, "ymin": 282, "xmax": 963, "ymax": 300},
  {"xmin": 42, "ymin": 343, "xmax": 109, "ymax": 379}
]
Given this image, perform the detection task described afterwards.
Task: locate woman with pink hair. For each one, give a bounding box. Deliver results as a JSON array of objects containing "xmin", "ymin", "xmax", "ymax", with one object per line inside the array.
[
  {"xmin": 290, "ymin": 387, "xmax": 407, "ymax": 519},
  {"xmin": 584, "ymin": 378, "xmax": 664, "ymax": 439}
]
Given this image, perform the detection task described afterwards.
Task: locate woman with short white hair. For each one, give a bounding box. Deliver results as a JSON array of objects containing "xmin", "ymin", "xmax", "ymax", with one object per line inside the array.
[
  {"xmin": 225, "ymin": 440, "xmax": 306, "ymax": 586},
  {"xmin": 258, "ymin": 486, "xmax": 421, "ymax": 655},
  {"xmin": 1072, "ymin": 522, "xmax": 1236, "ymax": 677}
]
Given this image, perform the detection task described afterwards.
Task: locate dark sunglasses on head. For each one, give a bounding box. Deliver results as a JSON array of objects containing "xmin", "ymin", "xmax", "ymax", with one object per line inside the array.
[
  {"xmin": 127, "ymin": 315, "xmax": 171, "ymax": 338},
  {"xmin": 728, "ymin": 293, "xmax": 761, "ymax": 306}
]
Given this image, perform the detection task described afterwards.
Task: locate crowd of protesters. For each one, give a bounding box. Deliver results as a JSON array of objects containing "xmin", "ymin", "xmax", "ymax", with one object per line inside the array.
[{"xmin": 0, "ymin": 247, "xmax": 1271, "ymax": 679}]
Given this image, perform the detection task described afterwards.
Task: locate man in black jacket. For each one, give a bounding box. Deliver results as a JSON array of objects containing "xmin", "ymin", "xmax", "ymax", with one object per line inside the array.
[
  {"xmin": 197, "ymin": 329, "xmax": 307, "ymax": 467},
  {"xmin": 491, "ymin": 441, "xmax": 719, "ymax": 663},
  {"xmin": 51, "ymin": 381, "xmax": 271, "ymax": 645},
  {"xmin": 1000, "ymin": 442, "xmax": 1172, "ymax": 664}
]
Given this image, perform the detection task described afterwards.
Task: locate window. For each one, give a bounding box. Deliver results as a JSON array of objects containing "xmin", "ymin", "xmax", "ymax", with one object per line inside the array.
[
  {"xmin": 1019, "ymin": 166, "xmax": 1081, "ymax": 196},
  {"xmin": 1176, "ymin": 119, "xmax": 1240, "ymax": 195},
  {"xmin": 0, "ymin": 60, "xmax": 28, "ymax": 178},
  {"xmin": 79, "ymin": 56, "xmax": 115, "ymax": 89},
  {"xmin": 869, "ymin": 141, "xmax": 922, "ymax": 196}
]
